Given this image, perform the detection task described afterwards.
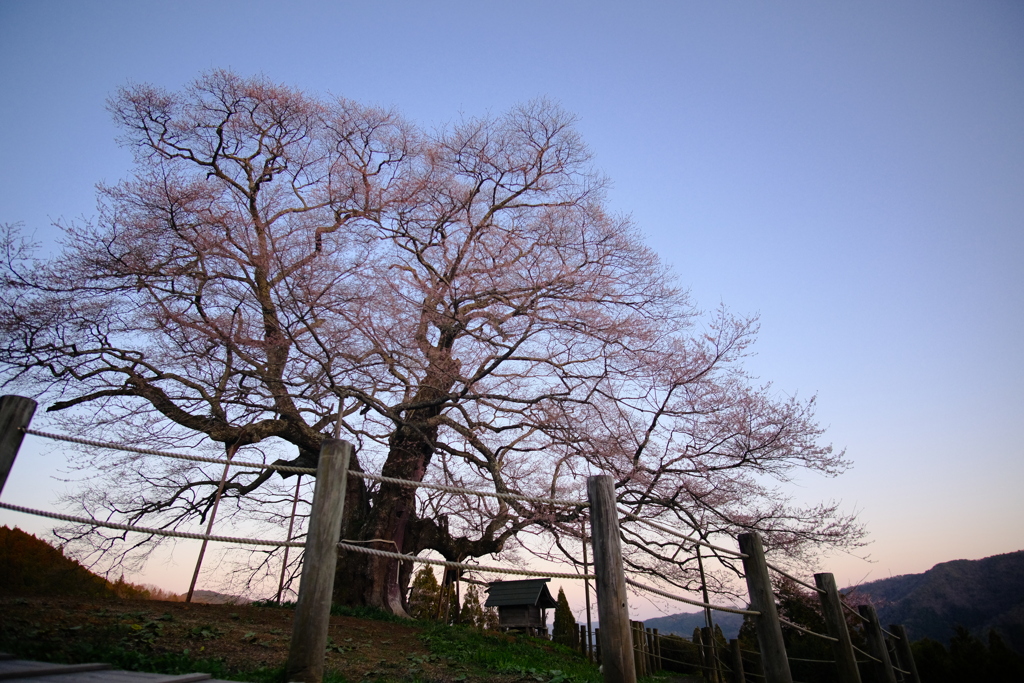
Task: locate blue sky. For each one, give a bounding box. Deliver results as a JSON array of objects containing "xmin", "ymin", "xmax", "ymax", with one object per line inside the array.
[{"xmin": 1, "ymin": 1, "xmax": 1022, "ymax": 614}]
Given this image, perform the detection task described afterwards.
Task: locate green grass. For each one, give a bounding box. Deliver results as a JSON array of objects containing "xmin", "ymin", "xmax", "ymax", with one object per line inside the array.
[{"xmin": 419, "ymin": 623, "xmax": 602, "ymax": 683}]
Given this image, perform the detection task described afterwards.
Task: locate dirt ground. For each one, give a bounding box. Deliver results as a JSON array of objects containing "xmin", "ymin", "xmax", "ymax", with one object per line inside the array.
[{"xmin": 0, "ymin": 595, "xmax": 467, "ymax": 681}]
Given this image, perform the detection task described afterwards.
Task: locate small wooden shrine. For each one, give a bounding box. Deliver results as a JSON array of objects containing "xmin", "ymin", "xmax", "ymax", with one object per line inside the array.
[{"xmin": 484, "ymin": 578, "xmax": 559, "ymax": 636}]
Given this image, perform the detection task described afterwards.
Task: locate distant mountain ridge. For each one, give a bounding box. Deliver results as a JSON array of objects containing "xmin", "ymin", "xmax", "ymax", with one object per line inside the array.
[
  {"xmin": 639, "ymin": 549, "xmax": 1024, "ymax": 653},
  {"xmin": 844, "ymin": 549, "xmax": 1024, "ymax": 652},
  {"xmin": 643, "ymin": 610, "xmax": 745, "ymax": 640}
]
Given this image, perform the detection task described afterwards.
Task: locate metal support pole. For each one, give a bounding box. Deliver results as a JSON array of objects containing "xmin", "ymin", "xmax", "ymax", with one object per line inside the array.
[
  {"xmin": 583, "ymin": 520, "xmax": 594, "ymax": 661},
  {"xmin": 587, "ymin": 475, "xmax": 636, "ymax": 683},
  {"xmin": 0, "ymin": 395, "xmax": 37, "ymax": 497},
  {"xmin": 286, "ymin": 438, "xmax": 352, "ymax": 683},
  {"xmin": 814, "ymin": 572, "xmax": 862, "ymax": 683},
  {"xmin": 738, "ymin": 532, "xmax": 793, "ymax": 683},
  {"xmin": 186, "ymin": 442, "xmax": 239, "ymax": 603},
  {"xmin": 276, "ymin": 474, "xmax": 303, "ymax": 603},
  {"xmin": 858, "ymin": 605, "xmax": 897, "ymax": 683}
]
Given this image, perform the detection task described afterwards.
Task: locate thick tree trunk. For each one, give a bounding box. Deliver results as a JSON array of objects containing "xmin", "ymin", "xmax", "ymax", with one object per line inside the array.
[{"xmin": 332, "ymin": 344, "xmax": 455, "ymax": 615}]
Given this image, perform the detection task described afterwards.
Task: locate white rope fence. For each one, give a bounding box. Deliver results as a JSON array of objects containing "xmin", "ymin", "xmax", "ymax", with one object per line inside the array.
[
  {"xmin": 23, "ymin": 428, "xmax": 317, "ymax": 475},
  {"xmin": 23, "ymin": 428, "xmax": 587, "ymax": 508},
  {"xmin": 777, "ymin": 617, "xmax": 838, "ymax": 642},
  {"xmin": 623, "ymin": 577, "xmax": 759, "ymax": 616},
  {"xmin": 0, "ymin": 500, "xmax": 305, "ymax": 548},
  {"xmin": 765, "ymin": 562, "xmax": 825, "ymax": 595},
  {"xmin": 0, "ymin": 500, "xmax": 593, "ymax": 581},
  {"xmin": 337, "ymin": 542, "xmax": 594, "ymax": 580},
  {"xmin": 852, "ymin": 644, "xmax": 883, "ymax": 664}
]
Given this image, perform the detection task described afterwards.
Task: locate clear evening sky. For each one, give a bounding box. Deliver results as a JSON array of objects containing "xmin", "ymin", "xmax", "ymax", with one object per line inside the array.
[{"xmin": 1, "ymin": 1, "xmax": 1021, "ymax": 615}]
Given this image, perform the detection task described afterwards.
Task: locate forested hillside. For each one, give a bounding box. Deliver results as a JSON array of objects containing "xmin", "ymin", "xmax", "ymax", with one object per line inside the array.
[{"xmin": 846, "ymin": 550, "xmax": 1024, "ymax": 652}]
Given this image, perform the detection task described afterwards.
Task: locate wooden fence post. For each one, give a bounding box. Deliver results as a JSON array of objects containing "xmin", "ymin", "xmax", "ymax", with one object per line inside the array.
[
  {"xmin": 738, "ymin": 532, "xmax": 793, "ymax": 683},
  {"xmin": 286, "ymin": 438, "xmax": 352, "ymax": 683},
  {"xmin": 694, "ymin": 628, "xmax": 708, "ymax": 677},
  {"xmin": 857, "ymin": 605, "xmax": 897, "ymax": 683},
  {"xmin": 0, "ymin": 395, "xmax": 37, "ymax": 497},
  {"xmin": 814, "ymin": 572, "xmax": 862, "ymax": 683},
  {"xmin": 653, "ymin": 628, "xmax": 662, "ymax": 671},
  {"xmin": 631, "ymin": 621, "xmax": 644, "ymax": 678},
  {"xmin": 587, "ymin": 475, "xmax": 636, "ymax": 683},
  {"xmin": 728, "ymin": 639, "xmax": 745, "ymax": 683},
  {"xmin": 889, "ymin": 624, "xmax": 921, "ymax": 683}
]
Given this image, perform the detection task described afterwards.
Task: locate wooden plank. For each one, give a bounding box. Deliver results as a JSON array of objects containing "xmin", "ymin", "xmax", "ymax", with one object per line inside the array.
[
  {"xmin": 0, "ymin": 660, "xmax": 230, "ymax": 683},
  {"xmin": 0, "ymin": 662, "xmax": 111, "ymax": 680},
  {"xmin": 23, "ymin": 673, "xmax": 213, "ymax": 683}
]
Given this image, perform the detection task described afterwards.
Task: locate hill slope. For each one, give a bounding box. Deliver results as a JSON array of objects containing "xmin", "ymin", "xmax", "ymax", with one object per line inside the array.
[
  {"xmin": 0, "ymin": 524, "xmax": 136, "ymax": 597},
  {"xmin": 845, "ymin": 549, "xmax": 1024, "ymax": 651}
]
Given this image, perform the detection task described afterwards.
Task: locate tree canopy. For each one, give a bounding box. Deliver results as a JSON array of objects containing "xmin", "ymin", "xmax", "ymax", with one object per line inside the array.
[{"xmin": 0, "ymin": 70, "xmax": 862, "ymax": 613}]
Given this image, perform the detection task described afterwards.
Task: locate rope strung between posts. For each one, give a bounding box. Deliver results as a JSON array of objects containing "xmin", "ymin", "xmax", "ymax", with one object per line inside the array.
[
  {"xmin": 778, "ymin": 617, "xmax": 839, "ymax": 642},
  {"xmin": 24, "ymin": 428, "xmax": 588, "ymax": 508},
  {"xmin": 623, "ymin": 577, "xmax": 759, "ymax": 616},
  {"xmin": 336, "ymin": 541, "xmax": 594, "ymax": 580},
  {"xmin": 841, "ymin": 599, "xmax": 870, "ymax": 622},
  {"xmin": 852, "ymin": 644, "xmax": 882, "ymax": 664},
  {"xmin": 617, "ymin": 508, "xmax": 748, "ymax": 558},
  {"xmin": 643, "ymin": 653, "xmax": 724, "ymax": 672},
  {"xmin": 786, "ymin": 656, "xmax": 838, "ymax": 664},
  {"xmin": 881, "ymin": 626, "xmax": 899, "ymax": 639},
  {"xmin": 765, "ymin": 562, "xmax": 826, "ymax": 594},
  {"xmin": 0, "ymin": 501, "xmax": 594, "ymax": 580},
  {"xmin": 354, "ymin": 471, "xmax": 587, "ymax": 508},
  {"xmin": 24, "ymin": 428, "xmax": 316, "ymax": 475},
  {"xmin": 0, "ymin": 501, "xmax": 306, "ymax": 548}
]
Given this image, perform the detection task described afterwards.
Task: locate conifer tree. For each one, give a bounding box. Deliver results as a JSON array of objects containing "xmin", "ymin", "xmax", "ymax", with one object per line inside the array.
[
  {"xmin": 553, "ymin": 587, "xmax": 578, "ymax": 648},
  {"xmin": 408, "ymin": 566, "xmax": 440, "ymax": 620},
  {"xmin": 460, "ymin": 584, "xmax": 485, "ymax": 628},
  {"xmin": 483, "ymin": 605, "xmax": 500, "ymax": 631}
]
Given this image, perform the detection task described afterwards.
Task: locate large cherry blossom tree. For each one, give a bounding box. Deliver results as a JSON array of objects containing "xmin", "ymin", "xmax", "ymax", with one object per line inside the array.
[{"xmin": 0, "ymin": 71, "xmax": 861, "ymax": 613}]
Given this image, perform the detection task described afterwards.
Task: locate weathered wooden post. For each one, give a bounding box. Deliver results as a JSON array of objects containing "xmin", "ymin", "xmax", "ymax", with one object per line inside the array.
[
  {"xmin": 653, "ymin": 628, "xmax": 662, "ymax": 671},
  {"xmin": 595, "ymin": 627, "xmax": 602, "ymax": 663},
  {"xmin": 702, "ymin": 626, "xmax": 725, "ymax": 683},
  {"xmin": 814, "ymin": 572, "xmax": 862, "ymax": 683},
  {"xmin": 738, "ymin": 532, "xmax": 793, "ymax": 683},
  {"xmin": 728, "ymin": 639, "xmax": 745, "ymax": 683},
  {"xmin": 857, "ymin": 605, "xmax": 897, "ymax": 683},
  {"xmin": 694, "ymin": 628, "xmax": 708, "ymax": 676},
  {"xmin": 587, "ymin": 474, "xmax": 636, "ymax": 683},
  {"xmin": 889, "ymin": 624, "xmax": 921, "ymax": 683},
  {"xmin": 286, "ymin": 438, "xmax": 352, "ymax": 683},
  {"xmin": 0, "ymin": 395, "xmax": 37, "ymax": 497},
  {"xmin": 631, "ymin": 622, "xmax": 643, "ymax": 677}
]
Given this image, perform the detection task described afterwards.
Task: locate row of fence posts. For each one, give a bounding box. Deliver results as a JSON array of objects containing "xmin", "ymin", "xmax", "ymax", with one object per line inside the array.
[
  {"xmin": 586, "ymin": 471, "xmax": 922, "ymax": 683},
  {"xmin": 0, "ymin": 396, "xmax": 924, "ymax": 683}
]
